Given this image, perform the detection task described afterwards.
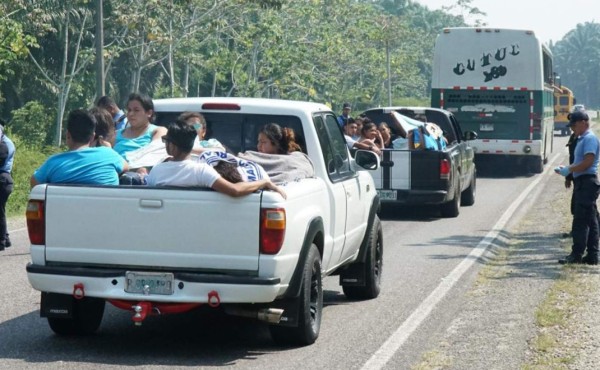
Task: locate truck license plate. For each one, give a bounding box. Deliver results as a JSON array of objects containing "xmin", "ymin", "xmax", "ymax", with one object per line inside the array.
[
  {"xmin": 377, "ymin": 190, "xmax": 397, "ymax": 201},
  {"xmin": 125, "ymin": 272, "xmax": 174, "ymax": 295},
  {"xmin": 480, "ymin": 123, "xmax": 494, "ymax": 131}
]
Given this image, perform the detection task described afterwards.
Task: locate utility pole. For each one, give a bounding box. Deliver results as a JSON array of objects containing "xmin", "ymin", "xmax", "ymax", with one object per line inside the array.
[
  {"xmin": 386, "ymin": 39, "xmax": 392, "ymax": 106},
  {"xmin": 95, "ymin": 0, "xmax": 105, "ymax": 99}
]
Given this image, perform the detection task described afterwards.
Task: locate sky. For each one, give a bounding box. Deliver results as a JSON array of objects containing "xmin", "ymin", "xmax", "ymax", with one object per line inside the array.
[{"xmin": 414, "ymin": 0, "xmax": 599, "ymax": 44}]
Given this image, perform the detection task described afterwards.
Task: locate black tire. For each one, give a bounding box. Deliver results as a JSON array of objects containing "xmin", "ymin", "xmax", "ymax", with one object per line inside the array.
[
  {"xmin": 461, "ymin": 170, "xmax": 476, "ymax": 206},
  {"xmin": 270, "ymin": 245, "xmax": 323, "ymax": 346},
  {"xmin": 440, "ymin": 182, "xmax": 460, "ymax": 218},
  {"xmin": 531, "ymin": 156, "xmax": 544, "ymax": 174},
  {"xmin": 47, "ymin": 297, "xmax": 105, "ymax": 336},
  {"xmin": 343, "ymin": 216, "xmax": 383, "ymax": 300}
]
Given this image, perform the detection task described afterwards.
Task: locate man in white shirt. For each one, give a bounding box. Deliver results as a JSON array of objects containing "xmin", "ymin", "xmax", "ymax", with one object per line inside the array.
[{"xmin": 146, "ymin": 120, "xmax": 286, "ymax": 198}]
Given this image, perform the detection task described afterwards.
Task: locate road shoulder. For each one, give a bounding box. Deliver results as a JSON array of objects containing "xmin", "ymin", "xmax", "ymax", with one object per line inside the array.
[{"xmin": 411, "ymin": 165, "xmax": 598, "ymax": 369}]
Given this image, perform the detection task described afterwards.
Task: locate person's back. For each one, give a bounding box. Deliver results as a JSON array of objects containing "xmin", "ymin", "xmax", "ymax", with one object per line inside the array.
[{"xmin": 31, "ymin": 110, "xmax": 128, "ymax": 187}]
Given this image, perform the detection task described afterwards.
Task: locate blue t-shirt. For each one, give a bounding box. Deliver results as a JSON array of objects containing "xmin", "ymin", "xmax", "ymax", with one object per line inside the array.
[
  {"xmin": 33, "ymin": 147, "xmax": 126, "ymax": 185},
  {"xmin": 113, "ymin": 124, "xmax": 157, "ymax": 157},
  {"xmin": 0, "ymin": 136, "xmax": 15, "ymax": 173},
  {"xmin": 573, "ymin": 130, "xmax": 600, "ymax": 178}
]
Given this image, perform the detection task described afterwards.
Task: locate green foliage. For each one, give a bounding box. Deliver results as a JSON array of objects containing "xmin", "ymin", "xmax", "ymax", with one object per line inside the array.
[
  {"xmin": 6, "ymin": 132, "xmax": 62, "ymax": 217},
  {"xmin": 9, "ymin": 101, "xmax": 55, "ymax": 146},
  {"xmin": 552, "ymin": 22, "xmax": 600, "ymax": 109}
]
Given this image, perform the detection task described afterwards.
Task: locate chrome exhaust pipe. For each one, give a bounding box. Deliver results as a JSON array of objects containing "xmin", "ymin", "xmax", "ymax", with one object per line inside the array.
[{"xmin": 224, "ymin": 307, "xmax": 284, "ymax": 324}]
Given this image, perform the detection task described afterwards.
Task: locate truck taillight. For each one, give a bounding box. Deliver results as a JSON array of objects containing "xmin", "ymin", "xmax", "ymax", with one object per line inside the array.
[
  {"xmin": 26, "ymin": 200, "xmax": 45, "ymax": 245},
  {"xmin": 260, "ymin": 208, "xmax": 285, "ymax": 254},
  {"xmin": 440, "ymin": 159, "xmax": 450, "ymax": 180}
]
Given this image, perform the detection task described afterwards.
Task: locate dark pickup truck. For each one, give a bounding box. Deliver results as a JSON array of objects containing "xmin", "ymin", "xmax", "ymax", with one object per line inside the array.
[{"xmin": 362, "ymin": 107, "xmax": 477, "ymax": 217}]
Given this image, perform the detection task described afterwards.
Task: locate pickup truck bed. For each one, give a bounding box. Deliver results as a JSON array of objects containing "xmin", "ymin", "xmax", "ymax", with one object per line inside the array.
[{"xmin": 362, "ymin": 107, "xmax": 477, "ymax": 217}]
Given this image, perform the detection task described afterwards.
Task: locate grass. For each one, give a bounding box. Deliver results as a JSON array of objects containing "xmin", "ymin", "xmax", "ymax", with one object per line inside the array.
[{"xmin": 7, "ymin": 134, "xmax": 62, "ymax": 217}]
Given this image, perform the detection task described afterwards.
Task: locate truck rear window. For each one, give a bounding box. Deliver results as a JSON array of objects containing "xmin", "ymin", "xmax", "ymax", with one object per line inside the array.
[{"xmin": 155, "ymin": 112, "xmax": 305, "ymax": 154}]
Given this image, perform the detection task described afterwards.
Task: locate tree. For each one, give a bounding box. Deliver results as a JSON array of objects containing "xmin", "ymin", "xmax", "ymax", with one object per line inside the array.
[
  {"xmin": 21, "ymin": 0, "xmax": 96, "ymax": 145},
  {"xmin": 553, "ymin": 22, "xmax": 600, "ymax": 108}
]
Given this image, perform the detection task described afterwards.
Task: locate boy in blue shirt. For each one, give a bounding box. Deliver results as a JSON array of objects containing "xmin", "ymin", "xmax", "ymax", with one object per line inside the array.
[{"xmin": 31, "ymin": 109, "xmax": 128, "ymax": 187}]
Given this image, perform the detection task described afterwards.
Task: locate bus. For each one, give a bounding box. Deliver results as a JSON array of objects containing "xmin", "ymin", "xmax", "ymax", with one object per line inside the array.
[
  {"xmin": 431, "ymin": 27, "xmax": 555, "ymax": 173},
  {"xmin": 553, "ymin": 85, "xmax": 575, "ymax": 136}
]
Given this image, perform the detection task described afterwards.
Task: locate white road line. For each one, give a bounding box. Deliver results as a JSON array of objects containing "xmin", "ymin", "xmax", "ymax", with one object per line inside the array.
[
  {"xmin": 10, "ymin": 227, "xmax": 27, "ymax": 233},
  {"xmin": 361, "ymin": 153, "xmax": 563, "ymax": 370}
]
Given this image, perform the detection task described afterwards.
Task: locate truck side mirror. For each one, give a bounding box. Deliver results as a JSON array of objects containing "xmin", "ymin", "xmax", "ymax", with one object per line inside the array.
[
  {"xmin": 464, "ymin": 131, "xmax": 478, "ymax": 141},
  {"xmin": 354, "ymin": 150, "xmax": 380, "ymax": 170}
]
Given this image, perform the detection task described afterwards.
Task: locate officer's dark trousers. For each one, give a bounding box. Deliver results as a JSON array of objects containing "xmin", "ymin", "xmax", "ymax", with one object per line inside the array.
[
  {"xmin": 0, "ymin": 172, "xmax": 13, "ymax": 247},
  {"xmin": 571, "ymin": 175, "xmax": 600, "ymax": 257}
]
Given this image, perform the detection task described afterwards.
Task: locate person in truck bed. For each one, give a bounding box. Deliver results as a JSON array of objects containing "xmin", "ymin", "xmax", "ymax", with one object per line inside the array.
[
  {"xmin": 177, "ymin": 111, "xmax": 226, "ymax": 153},
  {"xmin": 30, "ymin": 109, "xmax": 129, "ymax": 187},
  {"xmin": 238, "ymin": 123, "xmax": 315, "ymax": 183},
  {"xmin": 146, "ymin": 120, "xmax": 286, "ymax": 199}
]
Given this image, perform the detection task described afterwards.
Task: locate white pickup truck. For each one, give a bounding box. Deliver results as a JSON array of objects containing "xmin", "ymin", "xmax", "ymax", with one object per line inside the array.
[{"xmin": 25, "ymin": 98, "xmax": 382, "ymax": 346}]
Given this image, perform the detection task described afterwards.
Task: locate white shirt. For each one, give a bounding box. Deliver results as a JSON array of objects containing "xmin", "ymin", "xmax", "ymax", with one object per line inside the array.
[{"xmin": 146, "ymin": 159, "xmax": 221, "ymax": 187}]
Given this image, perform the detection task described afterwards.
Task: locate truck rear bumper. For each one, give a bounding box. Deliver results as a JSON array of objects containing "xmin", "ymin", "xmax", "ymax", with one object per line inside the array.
[{"xmin": 26, "ymin": 263, "xmax": 283, "ymax": 303}]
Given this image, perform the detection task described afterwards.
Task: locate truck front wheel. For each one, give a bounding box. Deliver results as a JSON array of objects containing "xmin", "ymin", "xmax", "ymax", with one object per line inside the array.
[
  {"xmin": 47, "ymin": 296, "xmax": 105, "ymax": 336},
  {"xmin": 270, "ymin": 244, "xmax": 323, "ymax": 346}
]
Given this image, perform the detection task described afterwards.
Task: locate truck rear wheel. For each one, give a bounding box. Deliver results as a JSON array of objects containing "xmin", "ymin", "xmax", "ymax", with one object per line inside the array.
[
  {"xmin": 342, "ymin": 216, "xmax": 383, "ymax": 300},
  {"xmin": 47, "ymin": 296, "xmax": 105, "ymax": 336},
  {"xmin": 270, "ymin": 244, "xmax": 322, "ymax": 346},
  {"xmin": 461, "ymin": 170, "xmax": 476, "ymax": 206},
  {"xmin": 440, "ymin": 182, "xmax": 461, "ymax": 218}
]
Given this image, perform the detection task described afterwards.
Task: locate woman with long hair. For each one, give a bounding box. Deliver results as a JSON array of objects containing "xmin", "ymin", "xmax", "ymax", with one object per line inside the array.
[
  {"xmin": 257, "ymin": 122, "xmax": 302, "ymax": 154},
  {"xmin": 113, "ymin": 93, "xmax": 167, "ymax": 157}
]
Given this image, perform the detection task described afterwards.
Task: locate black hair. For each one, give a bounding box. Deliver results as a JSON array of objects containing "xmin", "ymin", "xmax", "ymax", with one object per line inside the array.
[
  {"xmin": 127, "ymin": 92, "xmax": 154, "ymax": 121},
  {"xmin": 89, "ymin": 107, "xmax": 115, "ymax": 143},
  {"xmin": 96, "ymin": 95, "xmax": 117, "ymax": 109},
  {"xmin": 214, "ymin": 161, "xmax": 242, "ymax": 183},
  {"xmin": 67, "ymin": 109, "xmax": 97, "ymax": 143},
  {"xmin": 166, "ymin": 119, "xmax": 196, "ymax": 153},
  {"xmin": 260, "ymin": 122, "xmax": 301, "ymax": 154}
]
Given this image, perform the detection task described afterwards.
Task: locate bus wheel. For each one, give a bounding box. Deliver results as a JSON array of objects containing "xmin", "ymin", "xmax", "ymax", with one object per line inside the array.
[{"xmin": 530, "ymin": 157, "xmax": 544, "ymax": 174}]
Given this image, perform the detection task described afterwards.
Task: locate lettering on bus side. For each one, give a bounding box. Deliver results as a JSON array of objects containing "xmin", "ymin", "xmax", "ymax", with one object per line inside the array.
[{"xmin": 452, "ymin": 43, "xmax": 521, "ymax": 83}]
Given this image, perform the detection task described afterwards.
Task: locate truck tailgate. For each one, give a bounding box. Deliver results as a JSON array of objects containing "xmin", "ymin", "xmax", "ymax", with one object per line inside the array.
[{"xmin": 43, "ymin": 185, "xmax": 261, "ymax": 272}]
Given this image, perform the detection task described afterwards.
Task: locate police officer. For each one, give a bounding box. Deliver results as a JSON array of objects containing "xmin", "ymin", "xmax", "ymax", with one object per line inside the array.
[
  {"xmin": 555, "ymin": 111, "xmax": 600, "ymax": 265},
  {"xmin": 0, "ymin": 126, "xmax": 15, "ymax": 251}
]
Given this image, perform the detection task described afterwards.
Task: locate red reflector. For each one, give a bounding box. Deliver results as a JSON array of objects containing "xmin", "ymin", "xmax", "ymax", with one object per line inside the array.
[
  {"xmin": 260, "ymin": 208, "xmax": 286, "ymax": 254},
  {"xmin": 201, "ymin": 103, "xmax": 241, "ymax": 111},
  {"xmin": 440, "ymin": 159, "xmax": 450, "ymax": 180},
  {"xmin": 26, "ymin": 200, "xmax": 45, "ymax": 245}
]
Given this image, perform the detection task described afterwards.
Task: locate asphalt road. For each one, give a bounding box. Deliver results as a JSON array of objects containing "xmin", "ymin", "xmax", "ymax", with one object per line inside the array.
[{"xmin": 0, "ymin": 135, "xmax": 570, "ymax": 370}]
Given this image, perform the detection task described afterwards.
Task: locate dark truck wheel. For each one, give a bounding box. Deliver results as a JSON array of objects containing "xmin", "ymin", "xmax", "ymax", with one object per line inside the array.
[
  {"xmin": 440, "ymin": 182, "xmax": 461, "ymax": 218},
  {"xmin": 270, "ymin": 244, "xmax": 323, "ymax": 346},
  {"xmin": 461, "ymin": 170, "xmax": 476, "ymax": 206},
  {"xmin": 47, "ymin": 296, "xmax": 105, "ymax": 335},
  {"xmin": 342, "ymin": 215, "xmax": 383, "ymax": 300}
]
